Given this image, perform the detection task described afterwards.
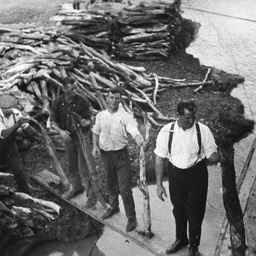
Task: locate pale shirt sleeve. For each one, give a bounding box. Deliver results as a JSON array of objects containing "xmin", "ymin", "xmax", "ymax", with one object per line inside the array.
[
  {"xmin": 92, "ymin": 112, "xmax": 101, "ymax": 135},
  {"xmin": 154, "ymin": 123, "xmax": 171, "ymax": 158},
  {"xmin": 122, "ymin": 111, "xmax": 141, "ymax": 139},
  {"xmin": 12, "ymin": 109, "xmax": 29, "ymax": 130},
  {"xmin": 0, "ymin": 109, "xmax": 5, "ymax": 138},
  {"xmin": 0, "ymin": 108, "xmax": 28, "ymax": 138},
  {"xmin": 201, "ymin": 124, "xmax": 218, "ymax": 159}
]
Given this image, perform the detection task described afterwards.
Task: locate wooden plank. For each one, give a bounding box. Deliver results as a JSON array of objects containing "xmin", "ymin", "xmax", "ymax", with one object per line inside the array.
[
  {"xmin": 214, "ymin": 135, "xmax": 256, "ymax": 256},
  {"xmin": 31, "ymin": 170, "xmax": 168, "ymax": 256},
  {"xmin": 236, "ymin": 136, "xmax": 256, "ymax": 192}
]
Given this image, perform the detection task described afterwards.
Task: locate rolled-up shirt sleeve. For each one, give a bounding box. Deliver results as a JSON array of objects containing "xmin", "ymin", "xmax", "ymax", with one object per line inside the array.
[
  {"xmin": 92, "ymin": 113, "xmax": 101, "ymax": 135},
  {"xmin": 202, "ymin": 125, "xmax": 218, "ymax": 158},
  {"xmin": 12, "ymin": 109, "xmax": 29, "ymax": 130},
  {"xmin": 154, "ymin": 124, "xmax": 170, "ymax": 159},
  {"xmin": 0, "ymin": 108, "xmax": 28, "ymax": 138},
  {"xmin": 0, "ymin": 123, "xmax": 5, "ymax": 138},
  {"xmin": 123, "ymin": 112, "xmax": 141, "ymax": 139}
]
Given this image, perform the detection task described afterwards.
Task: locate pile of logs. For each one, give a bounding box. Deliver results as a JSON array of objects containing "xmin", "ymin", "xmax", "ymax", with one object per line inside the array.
[
  {"xmin": 0, "ymin": 26, "xmax": 213, "ymax": 127},
  {"xmin": 0, "ymin": 184, "xmax": 61, "ymax": 250},
  {"xmin": 53, "ymin": 1, "xmax": 182, "ymax": 60},
  {"xmin": 55, "ymin": 10, "xmax": 113, "ymax": 51},
  {"xmin": 113, "ymin": 2, "xmax": 182, "ymax": 60}
]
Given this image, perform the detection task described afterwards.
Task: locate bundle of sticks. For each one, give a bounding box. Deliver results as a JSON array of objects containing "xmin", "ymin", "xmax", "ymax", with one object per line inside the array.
[{"xmin": 0, "ymin": 27, "xmax": 212, "ymax": 127}]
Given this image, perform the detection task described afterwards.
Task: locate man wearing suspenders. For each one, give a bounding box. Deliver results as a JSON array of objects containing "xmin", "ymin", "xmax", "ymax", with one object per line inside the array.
[{"xmin": 154, "ymin": 100, "xmax": 219, "ymax": 256}]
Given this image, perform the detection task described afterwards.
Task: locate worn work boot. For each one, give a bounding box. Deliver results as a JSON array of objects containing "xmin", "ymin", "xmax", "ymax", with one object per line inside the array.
[
  {"xmin": 126, "ymin": 217, "xmax": 137, "ymax": 232},
  {"xmin": 101, "ymin": 207, "xmax": 120, "ymax": 219},
  {"xmin": 166, "ymin": 239, "xmax": 189, "ymax": 254}
]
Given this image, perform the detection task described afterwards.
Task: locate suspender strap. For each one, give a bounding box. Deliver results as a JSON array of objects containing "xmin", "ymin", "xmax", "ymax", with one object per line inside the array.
[
  {"xmin": 12, "ymin": 112, "xmax": 17, "ymax": 124},
  {"xmin": 195, "ymin": 122, "xmax": 201, "ymax": 155},
  {"xmin": 168, "ymin": 122, "xmax": 202, "ymax": 155},
  {"xmin": 168, "ymin": 122, "xmax": 175, "ymax": 154}
]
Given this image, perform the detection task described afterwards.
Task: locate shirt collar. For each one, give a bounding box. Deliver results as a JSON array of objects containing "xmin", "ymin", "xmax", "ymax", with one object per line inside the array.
[{"xmin": 176, "ymin": 120, "xmax": 196, "ymax": 131}]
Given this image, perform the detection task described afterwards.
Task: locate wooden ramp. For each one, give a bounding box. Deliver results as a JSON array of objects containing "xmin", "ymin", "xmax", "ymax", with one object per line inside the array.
[{"xmin": 31, "ymin": 170, "xmax": 168, "ymax": 256}]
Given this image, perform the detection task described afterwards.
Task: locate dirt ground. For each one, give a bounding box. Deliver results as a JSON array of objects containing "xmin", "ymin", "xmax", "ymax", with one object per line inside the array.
[{"xmin": 0, "ymin": 0, "xmax": 254, "ymax": 255}]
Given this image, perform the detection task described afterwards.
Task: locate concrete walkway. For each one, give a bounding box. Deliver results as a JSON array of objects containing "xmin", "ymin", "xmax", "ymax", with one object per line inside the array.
[
  {"xmin": 95, "ymin": 134, "xmax": 256, "ymax": 256},
  {"xmin": 28, "ymin": 134, "xmax": 256, "ymax": 256}
]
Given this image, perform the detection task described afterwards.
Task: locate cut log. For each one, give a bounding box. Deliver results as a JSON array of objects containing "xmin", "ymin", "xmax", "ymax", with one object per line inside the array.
[
  {"xmin": 137, "ymin": 112, "xmax": 153, "ymax": 238},
  {"xmin": 28, "ymin": 117, "xmax": 69, "ymax": 189},
  {"xmin": 71, "ymin": 113, "xmax": 108, "ymax": 208}
]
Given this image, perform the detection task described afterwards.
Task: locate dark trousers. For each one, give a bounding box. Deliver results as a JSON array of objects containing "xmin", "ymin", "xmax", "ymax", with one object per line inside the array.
[
  {"xmin": 64, "ymin": 136, "xmax": 95, "ymax": 200},
  {"xmin": 0, "ymin": 137, "xmax": 30, "ymax": 193},
  {"xmin": 168, "ymin": 159, "xmax": 208, "ymax": 246},
  {"xmin": 101, "ymin": 147, "xmax": 136, "ymax": 219}
]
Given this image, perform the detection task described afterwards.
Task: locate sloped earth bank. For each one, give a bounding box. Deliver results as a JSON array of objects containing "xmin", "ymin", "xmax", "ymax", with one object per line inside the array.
[{"xmin": 0, "ymin": 0, "xmax": 254, "ymax": 255}]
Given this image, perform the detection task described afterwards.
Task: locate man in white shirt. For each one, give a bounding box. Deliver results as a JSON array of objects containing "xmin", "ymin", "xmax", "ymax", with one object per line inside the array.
[
  {"xmin": 0, "ymin": 95, "xmax": 31, "ymax": 194},
  {"xmin": 154, "ymin": 100, "xmax": 219, "ymax": 256},
  {"xmin": 92, "ymin": 88, "xmax": 144, "ymax": 232}
]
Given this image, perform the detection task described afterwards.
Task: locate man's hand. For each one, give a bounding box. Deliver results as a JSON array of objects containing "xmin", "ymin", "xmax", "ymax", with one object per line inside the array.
[
  {"xmin": 92, "ymin": 146, "xmax": 101, "ymax": 158},
  {"xmin": 80, "ymin": 119, "xmax": 91, "ymax": 128},
  {"xmin": 135, "ymin": 134, "xmax": 145, "ymax": 147},
  {"xmin": 207, "ymin": 151, "xmax": 219, "ymax": 166},
  {"xmin": 59, "ymin": 130, "xmax": 71, "ymax": 142},
  {"xmin": 17, "ymin": 116, "xmax": 30, "ymax": 127},
  {"xmin": 157, "ymin": 184, "xmax": 168, "ymax": 201}
]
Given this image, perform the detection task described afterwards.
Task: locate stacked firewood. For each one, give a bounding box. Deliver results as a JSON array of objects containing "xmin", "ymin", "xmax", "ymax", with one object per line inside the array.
[
  {"xmin": 53, "ymin": 9, "xmax": 113, "ymax": 51},
  {"xmin": 53, "ymin": 1, "xmax": 182, "ymax": 60},
  {"xmin": 113, "ymin": 2, "xmax": 182, "ymax": 60},
  {"xmin": 0, "ymin": 184, "xmax": 61, "ymax": 248}
]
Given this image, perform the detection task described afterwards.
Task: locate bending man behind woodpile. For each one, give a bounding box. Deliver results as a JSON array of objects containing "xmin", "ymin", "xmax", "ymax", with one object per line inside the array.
[
  {"xmin": 0, "ymin": 95, "xmax": 36, "ymax": 194},
  {"xmin": 154, "ymin": 100, "xmax": 219, "ymax": 256},
  {"xmin": 92, "ymin": 87, "xmax": 145, "ymax": 232},
  {"xmin": 50, "ymin": 77, "xmax": 97, "ymax": 208}
]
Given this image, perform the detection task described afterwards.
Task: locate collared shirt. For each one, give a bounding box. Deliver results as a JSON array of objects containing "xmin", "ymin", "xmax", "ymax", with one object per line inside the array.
[
  {"xmin": 92, "ymin": 106, "xmax": 141, "ymax": 151},
  {"xmin": 154, "ymin": 121, "xmax": 217, "ymax": 169},
  {"xmin": 50, "ymin": 93, "xmax": 91, "ymax": 136},
  {"xmin": 0, "ymin": 108, "xmax": 28, "ymax": 139}
]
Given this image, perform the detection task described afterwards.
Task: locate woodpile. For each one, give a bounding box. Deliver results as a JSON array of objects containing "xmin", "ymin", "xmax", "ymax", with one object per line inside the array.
[
  {"xmin": 53, "ymin": 1, "xmax": 182, "ymax": 60},
  {"xmin": 54, "ymin": 10, "xmax": 113, "ymax": 50},
  {"xmin": 113, "ymin": 2, "xmax": 182, "ymax": 60},
  {"xmin": 0, "ymin": 26, "xmax": 213, "ymax": 127},
  {"xmin": 0, "ymin": 185, "xmax": 61, "ymax": 249}
]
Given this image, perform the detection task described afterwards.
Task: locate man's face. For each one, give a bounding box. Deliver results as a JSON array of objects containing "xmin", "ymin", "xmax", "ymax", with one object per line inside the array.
[
  {"xmin": 179, "ymin": 108, "xmax": 196, "ymax": 130},
  {"xmin": 106, "ymin": 92, "xmax": 121, "ymax": 111},
  {"xmin": 64, "ymin": 83, "xmax": 77, "ymax": 99}
]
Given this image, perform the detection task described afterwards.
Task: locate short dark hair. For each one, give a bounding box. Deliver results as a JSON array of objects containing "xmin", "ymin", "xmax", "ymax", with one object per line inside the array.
[
  {"xmin": 177, "ymin": 100, "xmax": 197, "ymax": 115},
  {"xmin": 107, "ymin": 87, "xmax": 122, "ymax": 95},
  {"xmin": 63, "ymin": 77, "xmax": 76, "ymax": 89}
]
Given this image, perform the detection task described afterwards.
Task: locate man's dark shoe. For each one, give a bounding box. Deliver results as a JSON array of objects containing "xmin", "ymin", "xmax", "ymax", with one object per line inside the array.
[
  {"xmin": 126, "ymin": 218, "xmax": 137, "ymax": 232},
  {"xmin": 166, "ymin": 239, "xmax": 189, "ymax": 254},
  {"xmin": 62, "ymin": 187, "xmax": 84, "ymax": 200},
  {"xmin": 189, "ymin": 246, "xmax": 199, "ymax": 256},
  {"xmin": 102, "ymin": 207, "xmax": 120, "ymax": 219},
  {"xmin": 86, "ymin": 198, "xmax": 97, "ymax": 209}
]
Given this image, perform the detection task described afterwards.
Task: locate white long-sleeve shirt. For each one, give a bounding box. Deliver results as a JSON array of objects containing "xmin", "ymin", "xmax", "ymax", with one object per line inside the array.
[
  {"xmin": 92, "ymin": 107, "xmax": 141, "ymax": 151},
  {"xmin": 154, "ymin": 121, "xmax": 217, "ymax": 169}
]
